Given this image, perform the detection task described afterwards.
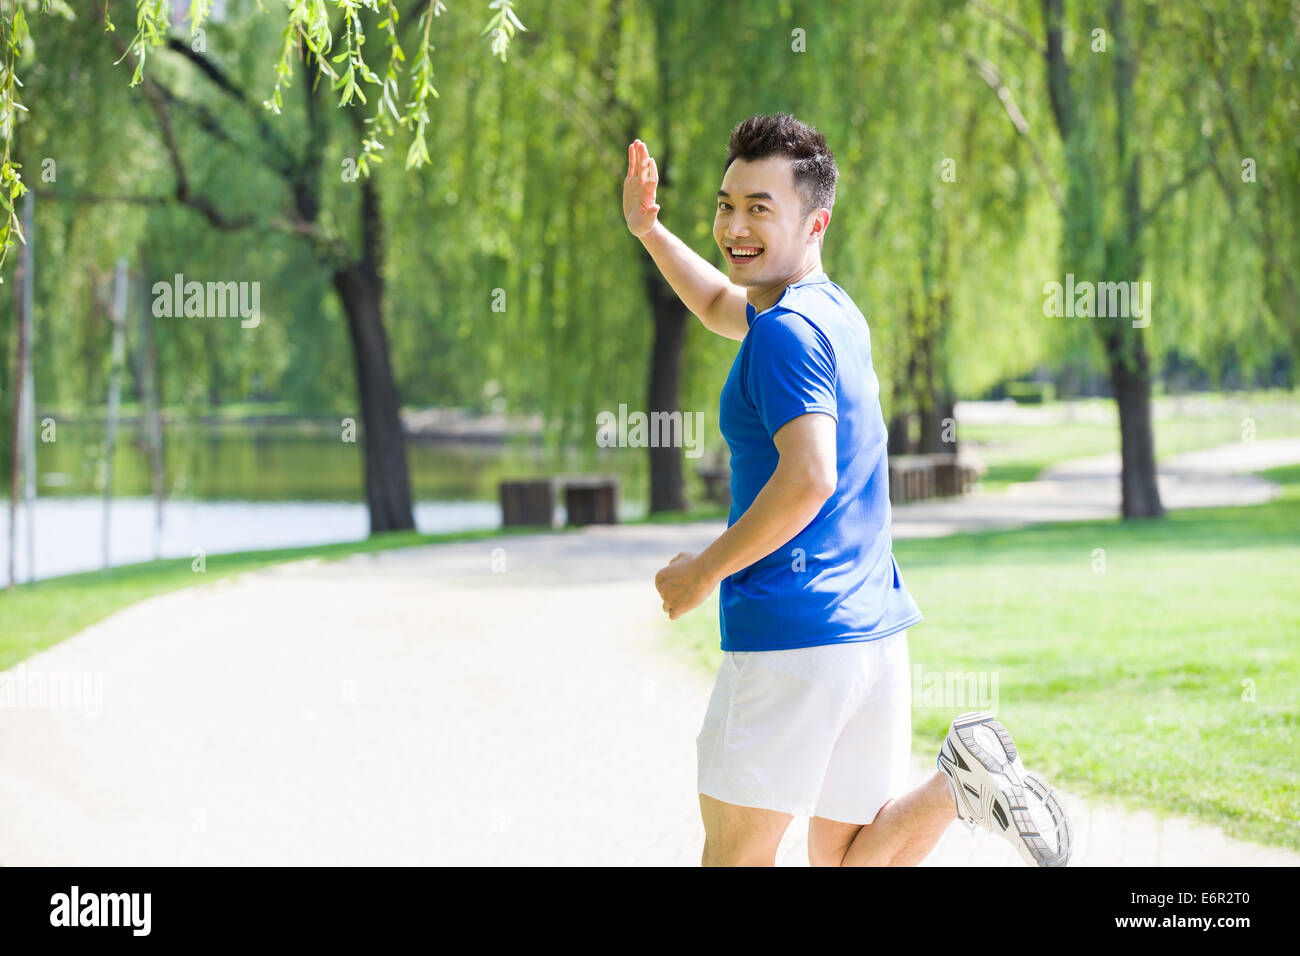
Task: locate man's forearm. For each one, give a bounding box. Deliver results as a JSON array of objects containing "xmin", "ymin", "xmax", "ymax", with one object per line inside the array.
[
  {"xmin": 697, "ymin": 467, "xmax": 831, "ymax": 585},
  {"xmin": 639, "ymin": 220, "xmax": 730, "ymax": 319}
]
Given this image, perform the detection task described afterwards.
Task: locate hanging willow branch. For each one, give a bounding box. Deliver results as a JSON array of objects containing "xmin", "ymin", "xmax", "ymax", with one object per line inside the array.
[{"xmin": 0, "ymin": 0, "xmax": 526, "ymax": 280}]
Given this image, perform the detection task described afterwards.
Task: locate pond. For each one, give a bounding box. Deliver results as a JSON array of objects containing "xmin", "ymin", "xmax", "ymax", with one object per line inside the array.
[{"xmin": 0, "ymin": 419, "xmax": 673, "ymax": 583}]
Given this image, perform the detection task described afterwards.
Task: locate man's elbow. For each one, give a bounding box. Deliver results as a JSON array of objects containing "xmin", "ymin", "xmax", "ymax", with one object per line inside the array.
[
  {"xmin": 810, "ymin": 477, "xmax": 837, "ymax": 502},
  {"xmin": 796, "ymin": 468, "xmax": 837, "ymax": 503}
]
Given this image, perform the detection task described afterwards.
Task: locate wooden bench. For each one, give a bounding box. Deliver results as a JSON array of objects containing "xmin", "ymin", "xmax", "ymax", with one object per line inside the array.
[
  {"xmin": 499, "ymin": 478, "xmax": 558, "ymax": 528},
  {"xmin": 499, "ymin": 475, "xmax": 621, "ymax": 528},
  {"xmin": 929, "ymin": 453, "xmax": 961, "ymax": 497},
  {"xmin": 561, "ymin": 475, "xmax": 620, "ymax": 526},
  {"xmin": 928, "ymin": 453, "xmax": 986, "ymax": 496},
  {"xmin": 889, "ymin": 455, "xmax": 933, "ymax": 505},
  {"xmin": 889, "ymin": 453, "xmax": 986, "ymax": 504}
]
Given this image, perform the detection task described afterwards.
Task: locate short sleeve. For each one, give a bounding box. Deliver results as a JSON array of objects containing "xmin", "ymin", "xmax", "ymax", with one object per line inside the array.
[{"xmin": 744, "ymin": 310, "xmax": 839, "ymax": 438}]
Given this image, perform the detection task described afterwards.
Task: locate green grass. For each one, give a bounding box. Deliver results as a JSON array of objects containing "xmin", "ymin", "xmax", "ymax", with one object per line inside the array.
[
  {"xmin": 636, "ymin": 502, "xmax": 729, "ymax": 524},
  {"xmin": 964, "ymin": 421, "xmax": 1118, "ymax": 491},
  {"xmin": 666, "ymin": 464, "xmax": 1300, "ymax": 852},
  {"xmin": 962, "ymin": 390, "xmax": 1300, "ymax": 492}
]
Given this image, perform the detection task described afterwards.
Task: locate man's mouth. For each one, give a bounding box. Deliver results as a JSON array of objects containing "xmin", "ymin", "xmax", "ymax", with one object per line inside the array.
[{"xmin": 727, "ymin": 245, "xmax": 763, "ymax": 265}]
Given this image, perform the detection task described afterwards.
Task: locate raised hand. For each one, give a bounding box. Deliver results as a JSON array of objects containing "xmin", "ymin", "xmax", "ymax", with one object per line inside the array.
[{"xmin": 624, "ymin": 139, "xmax": 661, "ymax": 238}]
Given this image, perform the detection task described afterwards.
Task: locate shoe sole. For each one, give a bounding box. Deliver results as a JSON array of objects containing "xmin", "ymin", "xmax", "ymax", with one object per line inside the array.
[
  {"xmin": 947, "ymin": 711, "xmax": 1072, "ymax": 867},
  {"xmin": 1023, "ymin": 771, "xmax": 1072, "ymax": 867}
]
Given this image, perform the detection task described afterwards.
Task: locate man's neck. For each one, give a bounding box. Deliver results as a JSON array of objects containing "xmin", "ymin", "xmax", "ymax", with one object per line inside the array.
[{"xmin": 747, "ymin": 260, "xmax": 824, "ymax": 314}]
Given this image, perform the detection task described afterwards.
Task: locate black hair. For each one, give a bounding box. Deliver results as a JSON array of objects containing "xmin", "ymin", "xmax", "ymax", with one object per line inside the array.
[{"xmin": 723, "ymin": 113, "xmax": 838, "ymax": 225}]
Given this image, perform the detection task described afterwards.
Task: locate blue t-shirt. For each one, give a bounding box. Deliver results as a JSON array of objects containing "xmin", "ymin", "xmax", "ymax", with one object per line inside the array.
[{"xmin": 717, "ymin": 271, "xmax": 923, "ymax": 651}]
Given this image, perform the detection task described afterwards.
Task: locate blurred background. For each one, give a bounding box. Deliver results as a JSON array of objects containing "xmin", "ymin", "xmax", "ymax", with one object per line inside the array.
[{"xmin": 1, "ymin": 0, "xmax": 1297, "ymax": 581}]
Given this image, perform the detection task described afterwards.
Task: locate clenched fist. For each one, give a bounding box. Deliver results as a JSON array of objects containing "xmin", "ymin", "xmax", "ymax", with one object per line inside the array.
[
  {"xmin": 624, "ymin": 139, "xmax": 661, "ymax": 238},
  {"xmin": 654, "ymin": 550, "xmax": 718, "ymax": 621}
]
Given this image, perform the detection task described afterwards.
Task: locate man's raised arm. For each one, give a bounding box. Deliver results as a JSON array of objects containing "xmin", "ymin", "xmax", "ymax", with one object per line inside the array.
[{"xmin": 624, "ymin": 139, "xmax": 749, "ymax": 342}]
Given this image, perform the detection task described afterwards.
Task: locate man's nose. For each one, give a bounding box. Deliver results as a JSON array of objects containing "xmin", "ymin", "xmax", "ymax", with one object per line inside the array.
[{"xmin": 724, "ymin": 209, "xmax": 751, "ymax": 234}]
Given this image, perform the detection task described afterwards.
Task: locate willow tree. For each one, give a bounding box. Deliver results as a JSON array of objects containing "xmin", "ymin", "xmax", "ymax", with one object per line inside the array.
[
  {"xmin": 444, "ymin": 0, "xmax": 740, "ymax": 515},
  {"xmin": 672, "ymin": 0, "xmax": 1057, "ymax": 459},
  {"xmin": 963, "ymin": 0, "xmax": 1298, "ymax": 517},
  {"xmin": 3, "ymin": 0, "xmax": 526, "ymax": 534},
  {"xmin": 839, "ymin": 1, "xmax": 1054, "ymax": 455}
]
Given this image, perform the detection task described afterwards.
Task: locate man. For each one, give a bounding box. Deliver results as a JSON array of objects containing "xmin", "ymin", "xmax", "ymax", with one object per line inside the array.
[{"xmin": 625, "ymin": 113, "xmax": 1072, "ymax": 867}]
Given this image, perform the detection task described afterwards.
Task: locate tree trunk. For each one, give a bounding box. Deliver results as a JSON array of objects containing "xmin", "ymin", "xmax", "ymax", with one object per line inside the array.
[
  {"xmin": 916, "ymin": 291, "xmax": 956, "ymax": 455},
  {"xmin": 889, "ymin": 295, "xmax": 957, "ymax": 456},
  {"xmin": 332, "ymin": 172, "xmax": 413, "ymax": 533},
  {"xmin": 886, "ymin": 411, "xmax": 911, "ymax": 456},
  {"xmin": 282, "ymin": 53, "xmax": 410, "ymax": 535},
  {"xmin": 1106, "ymin": 328, "xmax": 1164, "ymax": 518},
  {"xmin": 333, "ymin": 263, "xmax": 414, "ymax": 533},
  {"xmin": 1104, "ymin": 0, "xmax": 1163, "ymax": 518},
  {"xmin": 620, "ymin": 98, "xmax": 688, "ymax": 514},
  {"xmin": 644, "ymin": 267, "xmax": 688, "ymax": 513},
  {"xmin": 918, "ymin": 393, "xmax": 957, "ymax": 454},
  {"xmin": 1042, "ymin": 0, "xmax": 1164, "ymax": 518}
]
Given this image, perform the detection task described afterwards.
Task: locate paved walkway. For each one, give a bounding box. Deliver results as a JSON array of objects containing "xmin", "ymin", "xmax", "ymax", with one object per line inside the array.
[
  {"xmin": 1, "ymin": 441, "xmax": 1297, "ymax": 865},
  {"xmin": 890, "ymin": 437, "xmax": 1300, "ymax": 537}
]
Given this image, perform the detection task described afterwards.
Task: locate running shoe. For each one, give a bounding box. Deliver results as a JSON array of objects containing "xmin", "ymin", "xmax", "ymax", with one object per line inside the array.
[{"xmin": 936, "ymin": 711, "xmax": 1072, "ymax": 867}]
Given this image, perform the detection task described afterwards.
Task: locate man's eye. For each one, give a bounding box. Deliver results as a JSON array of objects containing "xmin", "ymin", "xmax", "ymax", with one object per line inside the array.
[
  {"xmin": 752, "ymin": 205, "xmax": 768, "ymax": 213},
  {"xmin": 718, "ymin": 202, "xmax": 730, "ymax": 210}
]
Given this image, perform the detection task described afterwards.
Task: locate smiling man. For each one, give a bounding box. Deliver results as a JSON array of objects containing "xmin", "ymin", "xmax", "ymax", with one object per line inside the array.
[{"xmin": 625, "ymin": 113, "xmax": 1072, "ymax": 868}]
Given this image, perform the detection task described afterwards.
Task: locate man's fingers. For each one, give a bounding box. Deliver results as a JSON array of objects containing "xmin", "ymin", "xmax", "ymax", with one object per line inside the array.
[{"xmin": 628, "ymin": 140, "xmax": 648, "ymax": 181}]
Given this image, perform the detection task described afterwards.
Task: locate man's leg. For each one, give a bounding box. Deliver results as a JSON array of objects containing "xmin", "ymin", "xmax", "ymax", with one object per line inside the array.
[
  {"xmin": 699, "ymin": 793, "xmax": 794, "ymax": 866},
  {"xmin": 808, "ymin": 771, "xmax": 957, "ymax": 867}
]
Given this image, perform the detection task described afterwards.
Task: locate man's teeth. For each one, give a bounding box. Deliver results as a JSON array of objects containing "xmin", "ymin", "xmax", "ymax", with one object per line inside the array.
[{"xmin": 731, "ymin": 248, "xmax": 761, "ymax": 258}]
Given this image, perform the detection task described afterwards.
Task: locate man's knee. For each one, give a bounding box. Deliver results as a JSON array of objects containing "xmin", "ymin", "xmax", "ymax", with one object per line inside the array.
[
  {"xmin": 807, "ymin": 842, "xmax": 850, "ymax": 867},
  {"xmin": 807, "ymin": 817, "xmax": 864, "ymax": 867}
]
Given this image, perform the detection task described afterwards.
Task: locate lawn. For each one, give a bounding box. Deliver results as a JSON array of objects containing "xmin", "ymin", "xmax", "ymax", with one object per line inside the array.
[
  {"xmin": 665, "ymin": 464, "xmax": 1300, "ymax": 852},
  {"xmin": 962, "ymin": 389, "xmax": 1300, "ymax": 491}
]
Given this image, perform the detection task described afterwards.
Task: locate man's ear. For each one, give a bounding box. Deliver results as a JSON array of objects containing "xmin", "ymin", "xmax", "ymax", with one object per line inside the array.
[{"xmin": 809, "ymin": 208, "xmax": 830, "ymax": 242}]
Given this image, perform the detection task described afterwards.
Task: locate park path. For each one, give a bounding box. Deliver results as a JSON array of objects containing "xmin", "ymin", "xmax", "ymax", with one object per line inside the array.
[
  {"xmin": 1, "ymin": 440, "xmax": 1297, "ymax": 866},
  {"xmin": 889, "ymin": 436, "xmax": 1300, "ymax": 536}
]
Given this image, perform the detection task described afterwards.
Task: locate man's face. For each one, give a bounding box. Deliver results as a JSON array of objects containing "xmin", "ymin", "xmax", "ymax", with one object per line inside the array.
[{"xmin": 713, "ymin": 155, "xmax": 827, "ymax": 286}]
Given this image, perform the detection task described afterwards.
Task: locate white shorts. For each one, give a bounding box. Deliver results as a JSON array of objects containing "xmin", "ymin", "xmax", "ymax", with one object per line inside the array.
[{"xmin": 696, "ymin": 630, "xmax": 912, "ymax": 825}]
